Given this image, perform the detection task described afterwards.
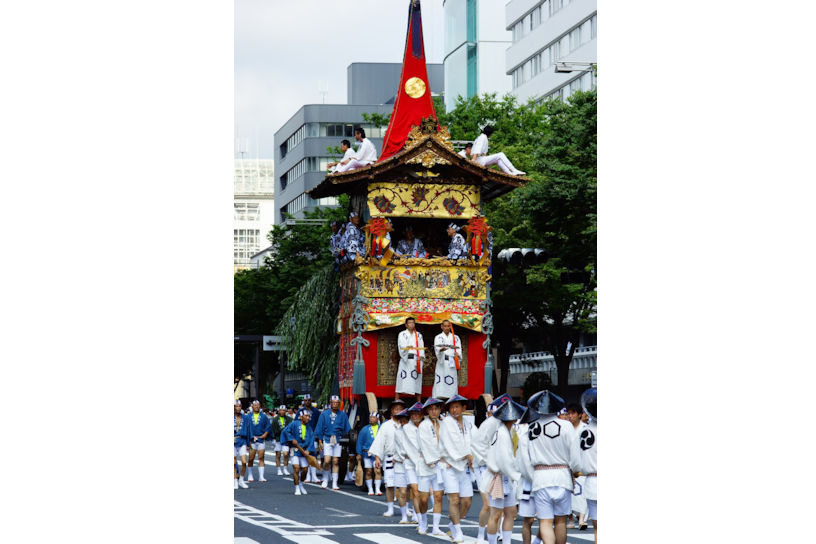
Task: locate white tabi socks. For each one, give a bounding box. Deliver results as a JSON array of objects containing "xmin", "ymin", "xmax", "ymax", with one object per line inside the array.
[
  {"xmin": 374, "ymin": 479, "xmax": 382, "ymax": 495},
  {"xmin": 418, "ymin": 513, "xmax": 428, "ymax": 534},
  {"xmin": 502, "ymin": 531, "xmax": 512, "ymax": 544},
  {"xmin": 234, "ymin": 478, "xmax": 238, "ymax": 490},
  {"xmin": 383, "ymin": 501, "xmax": 394, "ymax": 517},
  {"xmin": 431, "ymin": 513, "xmax": 443, "ymax": 534},
  {"xmin": 366, "ymin": 479, "xmax": 374, "ymax": 494},
  {"xmin": 477, "ymin": 526, "xmax": 486, "ymax": 542},
  {"xmin": 532, "ymin": 537, "xmax": 542, "ymax": 544},
  {"xmin": 487, "ymin": 533, "xmax": 498, "ymax": 544},
  {"xmin": 258, "ymin": 466, "xmax": 265, "ymax": 481},
  {"xmin": 399, "ymin": 505, "xmax": 408, "ymax": 522},
  {"xmin": 322, "ymin": 472, "xmax": 329, "ymax": 488},
  {"xmin": 331, "ymin": 472, "xmax": 339, "ymax": 489}
]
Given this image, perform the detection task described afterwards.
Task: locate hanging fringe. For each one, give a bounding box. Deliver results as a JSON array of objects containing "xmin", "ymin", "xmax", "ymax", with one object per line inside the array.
[
  {"xmin": 483, "ymin": 353, "xmax": 494, "ymax": 395},
  {"xmin": 352, "ymin": 358, "xmax": 366, "ymax": 394}
]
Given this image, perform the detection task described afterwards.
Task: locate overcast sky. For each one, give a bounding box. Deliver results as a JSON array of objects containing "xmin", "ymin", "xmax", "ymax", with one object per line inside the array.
[{"xmin": 235, "ymin": 0, "xmax": 446, "ymax": 159}]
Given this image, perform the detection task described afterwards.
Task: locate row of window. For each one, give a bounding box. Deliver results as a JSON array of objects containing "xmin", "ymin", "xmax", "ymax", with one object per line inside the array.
[
  {"xmin": 280, "ymin": 122, "xmax": 386, "ymax": 159},
  {"xmin": 280, "ymin": 193, "xmax": 339, "ymax": 217},
  {"xmin": 544, "ymin": 70, "xmax": 596, "ymax": 102},
  {"xmin": 511, "ymin": 0, "xmax": 574, "ymax": 42},
  {"xmin": 280, "ymin": 156, "xmax": 337, "ymax": 190},
  {"xmin": 234, "ymin": 202, "xmax": 260, "ymax": 222},
  {"xmin": 511, "ymin": 14, "xmax": 596, "ymax": 89},
  {"xmin": 234, "ymin": 229, "xmax": 261, "ymax": 263},
  {"xmin": 234, "ymin": 159, "xmax": 275, "ymax": 195}
]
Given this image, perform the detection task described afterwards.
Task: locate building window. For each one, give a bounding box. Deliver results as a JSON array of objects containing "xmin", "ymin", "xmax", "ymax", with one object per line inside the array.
[
  {"xmin": 570, "ymin": 28, "xmax": 581, "ymax": 51},
  {"xmin": 550, "ymin": 0, "xmax": 563, "ymax": 17},
  {"xmin": 512, "ymin": 20, "xmax": 524, "ymax": 42},
  {"xmin": 580, "ymin": 19, "xmax": 592, "ymax": 46},
  {"xmin": 280, "ymin": 173, "xmax": 288, "ymax": 191},
  {"xmin": 234, "ymin": 202, "xmax": 260, "ymax": 221},
  {"xmin": 591, "ymin": 15, "xmax": 597, "ymax": 39},
  {"xmin": 234, "ymin": 229, "xmax": 261, "ymax": 264}
]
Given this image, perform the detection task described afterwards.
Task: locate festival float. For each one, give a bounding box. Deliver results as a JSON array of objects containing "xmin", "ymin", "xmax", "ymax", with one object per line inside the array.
[{"xmin": 308, "ymin": 0, "xmax": 527, "ymax": 421}]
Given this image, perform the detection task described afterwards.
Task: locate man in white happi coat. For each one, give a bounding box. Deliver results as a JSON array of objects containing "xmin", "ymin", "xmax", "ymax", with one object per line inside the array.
[
  {"xmin": 433, "ymin": 320, "xmax": 463, "ymax": 400},
  {"xmin": 484, "ymin": 399, "xmax": 525, "ymax": 544},
  {"xmin": 370, "ymin": 398, "xmax": 408, "ymax": 517},
  {"xmin": 439, "ymin": 394, "xmax": 475, "ymax": 543},
  {"xmin": 392, "ymin": 408, "xmax": 418, "ymax": 524},
  {"xmin": 578, "ymin": 388, "xmax": 597, "ymax": 543},
  {"xmin": 470, "ymin": 125, "xmax": 526, "ymax": 176},
  {"xmin": 334, "ymin": 127, "xmax": 377, "ymax": 173},
  {"xmin": 516, "ymin": 406, "xmax": 543, "ymax": 544},
  {"xmin": 565, "ymin": 402, "xmax": 589, "ymax": 530},
  {"xmin": 471, "ymin": 395, "xmax": 510, "ymax": 543},
  {"xmin": 416, "ymin": 397, "xmax": 446, "ymax": 536},
  {"xmin": 517, "ymin": 390, "xmax": 582, "ymax": 544},
  {"xmin": 401, "ymin": 402, "xmax": 425, "ymax": 526},
  {"xmin": 457, "ymin": 142, "xmax": 473, "ymax": 159},
  {"xmin": 327, "ymin": 139, "xmax": 355, "ymax": 173},
  {"xmin": 396, "ymin": 317, "xmax": 425, "ymax": 402}
]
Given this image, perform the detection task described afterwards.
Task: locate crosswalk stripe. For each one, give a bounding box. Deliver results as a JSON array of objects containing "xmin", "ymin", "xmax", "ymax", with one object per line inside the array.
[
  {"xmin": 280, "ymin": 536, "xmax": 339, "ymax": 544},
  {"xmin": 234, "ymin": 538, "xmax": 260, "ymax": 544},
  {"xmin": 354, "ymin": 533, "xmax": 428, "ymax": 544}
]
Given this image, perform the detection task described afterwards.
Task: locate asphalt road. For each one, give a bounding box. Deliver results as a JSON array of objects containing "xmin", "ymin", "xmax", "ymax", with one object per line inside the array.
[{"xmin": 234, "ymin": 451, "xmax": 597, "ymax": 544}]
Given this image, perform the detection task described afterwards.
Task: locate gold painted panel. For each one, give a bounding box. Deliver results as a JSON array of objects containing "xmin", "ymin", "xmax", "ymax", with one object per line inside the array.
[
  {"xmin": 356, "ymin": 265, "xmax": 489, "ymax": 299},
  {"xmin": 368, "ymin": 182, "xmax": 481, "ymax": 218}
]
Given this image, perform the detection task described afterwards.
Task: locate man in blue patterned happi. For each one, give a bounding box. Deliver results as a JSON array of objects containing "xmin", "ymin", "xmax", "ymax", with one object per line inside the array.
[{"xmin": 314, "ymin": 395, "xmax": 352, "ymax": 490}]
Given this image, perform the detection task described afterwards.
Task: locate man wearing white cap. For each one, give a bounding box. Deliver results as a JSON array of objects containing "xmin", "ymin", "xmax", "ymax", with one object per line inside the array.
[
  {"xmin": 302, "ymin": 394, "xmax": 322, "ymax": 483},
  {"xmin": 517, "ymin": 391, "xmax": 582, "ymax": 544},
  {"xmin": 314, "ymin": 395, "xmax": 352, "ymax": 490},
  {"xmin": 234, "ymin": 400, "xmax": 251, "ymax": 489},
  {"xmin": 246, "ymin": 400, "xmax": 270, "ymax": 482},
  {"xmin": 396, "ymin": 317, "xmax": 424, "ymax": 402},
  {"xmin": 369, "ymin": 398, "xmax": 407, "ymax": 517},
  {"xmin": 446, "ymin": 224, "xmax": 467, "ymax": 260},
  {"xmin": 340, "ymin": 212, "xmax": 365, "ymax": 263},
  {"xmin": 356, "ymin": 412, "xmax": 384, "ymax": 495},
  {"xmin": 269, "ymin": 405, "xmax": 292, "ymax": 476},
  {"xmin": 282, "ymin": 408, "xmax": 316, "ymax": 496},
  {"xmin": 433, "ymin": 319, "xmax": 462, "ymax": 400}
]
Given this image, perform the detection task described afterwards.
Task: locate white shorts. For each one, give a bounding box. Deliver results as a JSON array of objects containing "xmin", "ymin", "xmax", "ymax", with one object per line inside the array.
[
  {"xmin": 234, "ymin": 445, "xmax": 247, "ymax": 458},
  {"xmin": 394, "ymin": 470, "xmax": 408, "ymax": 488},
  {"xmin": 405, "ymin": 467, "xmax": 418, "ymax": 485},
  {"xmin": 383, "ymin": 468, "xmax": 395, "ymax": 488},
  {"xmin": 489, "ymin": 490, "xmax": 518, "ymax": 509},
  {"xmin": 518, "ymin": 498, "xmax": 536, "ymax": 518},
  {"xmin": 587, "ymin": 499, "xmax": 597, "ymax": 521},
  {"xmin": 250, "ymin": 441, "xmax": 265, "ymax": 451},
  {"xmin": 443, "ymin": 467, "xmax": 474, "ymax": 498},
  {"xmin": 323, "ymin": 443, "xmax": 342, "ymax": 458},
  {"xmin": 417, "ymin": 474, "xmax": 438, "ymax": 493},
  {"xmin": 532, "ymin": 486, "xmax": 572, "ymax": 519},
  {"xmin": 362, "ymin": 457, "xmax": 374, "ymax": 468},
  {"xmin": 291, "ymin": 456, "xmax": 310, "ymax": 468}
]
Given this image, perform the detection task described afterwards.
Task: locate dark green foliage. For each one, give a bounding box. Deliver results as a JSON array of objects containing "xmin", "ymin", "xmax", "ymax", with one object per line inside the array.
[{"xmin": 522, "ymin": 372, "xmax": 554, "ymax": 403}]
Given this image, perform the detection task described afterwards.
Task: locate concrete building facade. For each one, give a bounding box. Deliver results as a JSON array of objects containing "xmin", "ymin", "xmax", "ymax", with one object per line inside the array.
[
  {"xmin": 273, "ymin": 63, "xmax": 443, "ymax": 226},
  {"xmin": 505, "ymin": 0, "xmax": 597, "ymax": 103},
  {"xmin": 234, "ymin": 158, "xmax": 275, "ymax": 271},
  {"xmin": 443, "ymin": 0, "xmax": 512, "ymax": 112}
]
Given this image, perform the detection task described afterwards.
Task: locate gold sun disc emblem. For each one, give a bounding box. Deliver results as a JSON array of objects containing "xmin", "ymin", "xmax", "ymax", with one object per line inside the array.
[{"xmin": 404, "ymin": 77, "xmax": 427, "ymax": 98}]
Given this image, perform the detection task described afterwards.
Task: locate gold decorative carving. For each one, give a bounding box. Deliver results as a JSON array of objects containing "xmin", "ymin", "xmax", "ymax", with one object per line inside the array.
[
  {"xmin": 368, "ymin": 182, "xmax": 481, "ymax": 219},
  {"xmin": 407, "ymin": 150, "xmax": 451, "ymax": 168},
  {"xmin": 355, "ymin": 264, "xmax": 490, "ymax": 299}
]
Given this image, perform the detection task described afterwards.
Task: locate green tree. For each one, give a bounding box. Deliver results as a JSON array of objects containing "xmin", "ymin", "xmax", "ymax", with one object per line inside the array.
[{"xmin": 438, "ymin": 90, "xmax": 597, "ymax": 397}]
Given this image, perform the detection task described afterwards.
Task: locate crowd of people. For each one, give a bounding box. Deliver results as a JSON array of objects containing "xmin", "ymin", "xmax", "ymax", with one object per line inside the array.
[{"xmin": 234, "ymin": 387, "xmax": 597, "ymax": 544}]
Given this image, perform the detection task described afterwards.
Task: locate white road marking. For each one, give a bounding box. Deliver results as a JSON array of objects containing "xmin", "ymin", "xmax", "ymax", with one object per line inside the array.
[
  {"xmin": 566, "ymin": 534, "xmax": 595, "ymax": 541},
  {"xmin": 234, "ymin": 538, "xmax": 260, "ymax": 544},
  {"xmin": 325, "ymin": 506, "xmax": 360, "ymax": 517},
  {"xmin": 354, "ymin": 533, "xmax": 434, "ymax": 544}
]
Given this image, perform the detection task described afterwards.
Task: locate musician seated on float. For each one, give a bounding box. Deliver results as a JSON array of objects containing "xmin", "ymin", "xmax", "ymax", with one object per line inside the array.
[
  {"xmin": 457, "ymin": 143, "xmax": 473, "ymax": 160},
  {"xmin": 327, "ymin": 139, "xmax": 355, "ymax": 173},
  {"xmin": 470, "ymin": 125, "xmax": 526, "ymax": 176},
  {"xmin": 395, "ymin": 224, "xmax": 427, "ymax": 258},
  {"xmin": 333, "ymin": 127, "xmax": 377, "ymax": 173},
  {"xmin": 446, "ymin": 223, "xmax": 467, "ymax": 260}
]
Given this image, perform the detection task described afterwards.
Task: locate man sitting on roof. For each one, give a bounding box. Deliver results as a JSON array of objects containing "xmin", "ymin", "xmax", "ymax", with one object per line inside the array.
[
  {"xmin": 470, "ymin": 125, "xmax": 526, "ymax": 176},
  {"xmin": 328, "ymin": 139, "xmax": 355, "ymax": 173},
  {"xmin": 334, "ymin": 127, "xmax": 377, "ymax": 173},
  {"xmin": 457, "ymin": 142, "xmax": 473, "ymax": 160}
]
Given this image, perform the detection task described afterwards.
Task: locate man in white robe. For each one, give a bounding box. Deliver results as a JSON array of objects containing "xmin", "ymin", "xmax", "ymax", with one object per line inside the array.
[
  {"xmin": 370, "ymin": 399, "xmax": 407, "ymax": 517},
  {"xmin": 470, "ymin": 125, "xmax": 526, "ymax": 176},
  {"xmin": 433, "ymin": 320, "xmax": 463, "ymax": 400},
  {"xmin": 416, "ymin": 397, "xmax": 446, "ymax": 536},
  {"xmin": 439, "ymin": 395, "xmax": 474, "ymax": 543},
  {"xmin": 396, "ymin": 317, "xmax": 425, "ymax": 401},
  {"xmin": 578, "ymin": 388, "xmax": 597, "ymax": 542},
  {"xmin": 401, "ymin": 402, "xmax": 425, "ymax": 526},
  {"xmin": 457, "ymin": 142, "xmax": 473, "ymax": 159},
  {"xmin": 334, "ymin": 127, "xmax": 378, "ymax": 172},
  {"xmin": 327, "ymin": 139, "xmax": 356, "ymax": 173},
  {"xmin": 484, "ymin": 399, "xmax": 524, "ymax": 544},
  {"xmin": 517, "ymin": 391, "xmax": 582, "ymax": 544},
  {"xmin": 566, "ymin": 402, "xmax": 589, "ymax": 530}
]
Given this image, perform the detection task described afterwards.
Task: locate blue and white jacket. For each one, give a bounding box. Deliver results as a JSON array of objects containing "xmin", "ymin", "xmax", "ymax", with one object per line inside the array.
[
  {"xmin": 282, "ymin": 420, "xmax": 316, "ymax": 457},
  {"xmin": 314, "ymin": 409, "xmax": 352, "ymax": 443},
  {"xmin": 234, "ymin": 413, "xmax": 251, "ymax": 447},
  {"xmin": 248, "ymin": 411, "xmax": 270, "ymax": 442},
  {"xmin": 356, "ymin": 423, "xmax": 380, "ymax": 460}
]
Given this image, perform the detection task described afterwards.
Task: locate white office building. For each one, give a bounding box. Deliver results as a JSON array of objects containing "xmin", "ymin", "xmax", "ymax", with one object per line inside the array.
[
  {"xmin": 234, "ymin": 158, "xmax": 275, "ymax": 270},
  {"xmin": 506, "ymin": 0, "xmax": 597, "ymax": 103},
  {"xmin": 443, "ymin": 0, "xmax": 512, "ymax": 112}
]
